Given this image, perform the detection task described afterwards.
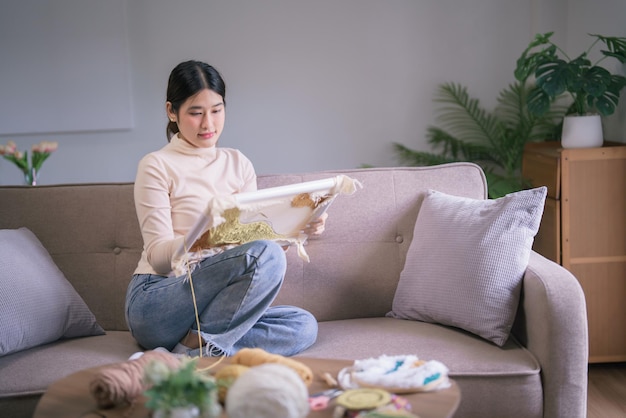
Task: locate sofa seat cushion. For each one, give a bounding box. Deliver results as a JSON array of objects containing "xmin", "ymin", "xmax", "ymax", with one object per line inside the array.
[
  {"xmin": 299, "ymin": 317, "xmax": 543, "ymax": 418},
  {"xmin": 300, "ymin": 317, "xmax": 540, "ymax": 374},
  {"xmin": 0, "ymin": 331, "xmax": 140, "ymax": 399}
]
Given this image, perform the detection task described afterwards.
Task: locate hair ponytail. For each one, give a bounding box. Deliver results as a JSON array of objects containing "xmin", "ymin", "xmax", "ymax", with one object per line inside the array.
[{"xmin": 166, "ymin": 120, "xmax": 179, "ymax": 141}]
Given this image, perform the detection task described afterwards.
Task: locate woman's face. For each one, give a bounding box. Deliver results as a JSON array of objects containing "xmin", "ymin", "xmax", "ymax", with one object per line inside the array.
[{"xmin": 167, "ymin": 88, "xmax": 225, "ymax": 148}]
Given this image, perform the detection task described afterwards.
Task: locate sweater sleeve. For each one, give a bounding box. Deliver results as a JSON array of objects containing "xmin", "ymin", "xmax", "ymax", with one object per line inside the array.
[
  {"xmin": 134, "ymin": 154, "xmax": 184, "ymax": 275},
  {"xmin": 240, "ymin": 152, "xmax": 258, "ymax": 193}
]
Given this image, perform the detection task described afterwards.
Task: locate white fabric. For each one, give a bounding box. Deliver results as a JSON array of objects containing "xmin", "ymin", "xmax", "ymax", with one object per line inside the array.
[
  {"xmin": 387, "ymin": 187, "xmax": 547, "ymax": 346},
  {"xmin": 173, "ymin": 175, "xmax": 362, "ymax": 276},
  {"xmin": 340, "ymin": 354, "xmax": 450, "ymax": 391}
]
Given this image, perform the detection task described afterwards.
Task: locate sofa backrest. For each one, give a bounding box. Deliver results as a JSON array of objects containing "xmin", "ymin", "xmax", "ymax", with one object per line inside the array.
[{"xmin": 0, "ymin": 164, "xmax": 486, "ymax": 330}]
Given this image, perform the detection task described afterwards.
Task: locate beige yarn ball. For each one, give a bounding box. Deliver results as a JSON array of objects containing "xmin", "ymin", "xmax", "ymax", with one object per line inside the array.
[{"xmin": 225, "ymin": 363, "xmax": 310, "ymax": 418}]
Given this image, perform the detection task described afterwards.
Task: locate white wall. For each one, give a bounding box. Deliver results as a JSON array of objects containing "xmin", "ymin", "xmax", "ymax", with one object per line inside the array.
[{"xmin": 0, "ymin": 0, "xmax": 624, "ymax": 185}]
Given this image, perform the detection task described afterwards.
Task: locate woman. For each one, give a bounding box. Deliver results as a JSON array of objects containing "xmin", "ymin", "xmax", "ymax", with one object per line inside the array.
[{"xmin": 125, "ymin": 60, "xmax": 321, "ymax": 357}]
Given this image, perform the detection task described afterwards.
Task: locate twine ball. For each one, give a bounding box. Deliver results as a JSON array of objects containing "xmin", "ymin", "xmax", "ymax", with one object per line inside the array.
[{"xmin": 225, "ymin": 363, "xmax": 309, "ymax": 418}]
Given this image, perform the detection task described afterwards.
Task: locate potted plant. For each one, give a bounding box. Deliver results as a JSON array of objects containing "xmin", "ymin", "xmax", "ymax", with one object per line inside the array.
[
  {"xmin": 143, "ymin": 358, "xmax": 221, "ymax": 418},
  {"xmin": 514, "ymin": 32, "xmax": 626, "ymax": 148},
  {"xmin": 0, "ymin": 140, "xmax": 58, "ymax": 185},
  {"xmin": 392, "ymin": 80, "xmax": 566, "ymax": 198}
]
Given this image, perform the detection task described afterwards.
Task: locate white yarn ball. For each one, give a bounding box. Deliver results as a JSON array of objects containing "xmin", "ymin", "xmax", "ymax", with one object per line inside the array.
[{"xmin": 225, "ymin": 363, "xmax": 310, "ymax": 418}]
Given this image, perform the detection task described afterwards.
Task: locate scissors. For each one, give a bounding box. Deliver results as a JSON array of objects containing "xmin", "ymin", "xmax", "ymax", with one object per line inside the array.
[{"xmin": 309, "ymin": 388, "xmax": 343, "ymax": 411}]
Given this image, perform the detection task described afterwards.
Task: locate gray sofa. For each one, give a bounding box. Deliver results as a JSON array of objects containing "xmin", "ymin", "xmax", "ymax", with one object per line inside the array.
[{"xmin": 0, "ymin": 164, "xmax": 588, "ymax": 417}]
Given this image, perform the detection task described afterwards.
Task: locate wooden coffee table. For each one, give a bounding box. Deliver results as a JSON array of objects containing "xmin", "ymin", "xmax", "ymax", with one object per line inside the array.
[{"xmin": 34, "ymin": 357, "xmax": 460, "ymax": 418}]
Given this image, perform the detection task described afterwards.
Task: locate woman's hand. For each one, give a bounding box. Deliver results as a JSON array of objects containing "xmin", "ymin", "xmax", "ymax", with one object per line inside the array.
[{"xmin": 303, "ymin": 212, "xmax": 328, "ymax": 236}]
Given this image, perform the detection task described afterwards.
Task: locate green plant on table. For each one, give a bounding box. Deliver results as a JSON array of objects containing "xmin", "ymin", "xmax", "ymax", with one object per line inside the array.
[
  {"xmin": 143, "ymin": 357, "xmax": 221, "ymax": 418},
  {"xmin": 514, "ymin": 32, "xmax": 626, "ymax": 117}
]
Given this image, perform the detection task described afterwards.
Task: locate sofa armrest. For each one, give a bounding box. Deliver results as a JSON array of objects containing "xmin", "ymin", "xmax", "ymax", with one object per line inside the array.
[{"xmin": 512, "ymin": 251, "xmax": 588, "ymax": 418}]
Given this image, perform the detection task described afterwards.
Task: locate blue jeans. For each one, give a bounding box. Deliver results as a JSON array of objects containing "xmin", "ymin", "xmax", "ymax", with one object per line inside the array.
[{"xmin": 125, "ymin": 240, "xmax": 317, "ymax": 356}]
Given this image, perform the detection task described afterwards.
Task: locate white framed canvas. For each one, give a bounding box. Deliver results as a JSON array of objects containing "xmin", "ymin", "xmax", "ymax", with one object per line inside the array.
[{"xmin": 173, "ymin": 175, "xmax": 360, "ymax": 275}]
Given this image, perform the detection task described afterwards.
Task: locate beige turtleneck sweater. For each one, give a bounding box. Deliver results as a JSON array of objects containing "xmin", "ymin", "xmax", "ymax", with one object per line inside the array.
[{"xmin": 133, "ymin": 134, "xmax": 256, "ymax": 276}]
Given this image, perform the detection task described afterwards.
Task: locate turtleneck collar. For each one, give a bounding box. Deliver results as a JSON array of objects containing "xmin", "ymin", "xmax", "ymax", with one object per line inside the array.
[{"xmin": 169, "ymin": 133, "xmax": 218, "ymax": 158}]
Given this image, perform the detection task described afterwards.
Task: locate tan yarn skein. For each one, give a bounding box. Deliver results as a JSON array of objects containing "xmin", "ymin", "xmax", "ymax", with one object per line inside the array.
[
  {"xmin": 89, "ymin": 350, "xmax": 182, "ymax": 409},
  {"xmin": 215, "ymin": 364, "xmax": 250, "ymax": 403},
  {"xmin": 230, "ymin": 348, "xmax": 313, "ymax": 387}
]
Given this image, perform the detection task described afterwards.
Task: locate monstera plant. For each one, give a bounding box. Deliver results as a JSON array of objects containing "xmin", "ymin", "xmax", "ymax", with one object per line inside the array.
[
  {"xmin": 515, "ymin": 32, "xmax": 626, "ymax": 117},
  {"xmin": 514, "ymin": 32, "xmax": 626, "ymax": 148}
]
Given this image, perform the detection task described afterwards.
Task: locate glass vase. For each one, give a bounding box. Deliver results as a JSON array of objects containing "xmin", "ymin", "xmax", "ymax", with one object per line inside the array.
[{"xmin": 24, "ymin": 167, "xmax": 37, "ymax": 186}]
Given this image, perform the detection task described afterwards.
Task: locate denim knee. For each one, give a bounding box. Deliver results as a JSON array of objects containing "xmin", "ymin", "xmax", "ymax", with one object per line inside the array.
[
  {"xmin": 257, "ymin": 239, "xmax": 287, "ymax": 263},
  {"xmin": 296, "ymin": 310, "xmax": 319, "ymax": 352},
  {"xmin": 249, "ymin": 240, "xmax": 287, "ymax": 277}
]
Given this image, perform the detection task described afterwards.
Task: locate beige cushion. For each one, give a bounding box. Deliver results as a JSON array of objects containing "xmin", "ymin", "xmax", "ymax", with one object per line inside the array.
[
  {"xmin": 387, "ymin": 187, "xmax": 547, "ymax": 346},
  {"xmin": 0, "ymin": 228, "xmax": 104, "ymax": 356}
]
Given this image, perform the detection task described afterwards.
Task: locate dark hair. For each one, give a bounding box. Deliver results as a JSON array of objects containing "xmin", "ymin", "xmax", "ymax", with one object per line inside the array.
[{"xmin": 166, "ymin": 60, "xmax": 226, "ymax": 140}]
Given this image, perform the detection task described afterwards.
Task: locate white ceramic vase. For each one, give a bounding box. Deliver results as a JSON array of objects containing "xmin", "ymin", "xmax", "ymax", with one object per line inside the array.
[
  {"xmin": 153, "ymin": 404, "xmax": 222, "ymax": 418},
  {"xmin": 153, "ymin": 406, "xmax": 200, "ymax": 418},
  {"xmin": 561, "ymin": 114, "xmax": 604, "ymax": 149}
]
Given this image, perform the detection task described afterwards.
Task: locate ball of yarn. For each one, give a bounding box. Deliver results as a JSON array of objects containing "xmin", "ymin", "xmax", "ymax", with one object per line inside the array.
[
  {"xmin": 225, "ymin": 363, "xmax": 309, "ymax": 418},
  {"xmin": 89, "ymin": 350, "xmax": 181, "ymax": 408},
  {"xmin": 215, "ymin": 364, "xmax": 250, "ymax": 403},
  {"xmin": 230, "ymin": 347, "xmax": 313, "ymax": 387}
]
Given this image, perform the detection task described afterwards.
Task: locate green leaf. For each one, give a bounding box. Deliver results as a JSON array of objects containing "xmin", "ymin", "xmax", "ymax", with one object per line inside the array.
[
  {"xmin": 514, "ymin": 33, "xmax": 557, "ymax": 82},
  {"xmin": 143, "ymin": 358, "xmax": 217, "ymax": 413},
  {"xmin": 496, "ymin": 82, "xmax": 567, "ymax": 143},
  {"xmin": 393, "ymin": 142, "xmax": 455, "ymax": 166},
  {"xmin": 592, "ymin": 34, "xmax": 626, "ymax": 63},
  {"xmin": 484, "ymin": 171, "xmax": 525, "ymax": 199},
  {"xmin": 527, "ymin": 87, "xmax": 552, "ymax": 116},
  {"xmin": 591, "ymin": 86, "xmax": 620, "ymax": 116},
  {"xmin": 535, "ymin": 59, "xmax": 572, "ymax": 96},
  {"xmin": 582, "ymin": 66, "xmax": 611, "ymax": 97},
  {"xmin": 430, "ymin": 83, "xmax": 506, "ymax": 149}
]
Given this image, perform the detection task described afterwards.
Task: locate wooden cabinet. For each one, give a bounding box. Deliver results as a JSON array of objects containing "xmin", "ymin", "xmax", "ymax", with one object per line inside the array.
[{"xmin": 522, "ymin": 142, "xmax": 626, "ymax": 363}]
